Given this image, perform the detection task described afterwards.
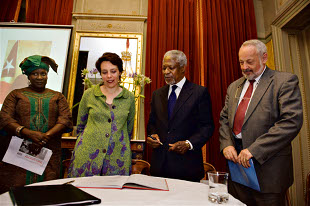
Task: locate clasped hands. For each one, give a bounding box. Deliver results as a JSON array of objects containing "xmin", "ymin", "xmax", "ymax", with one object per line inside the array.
[
  {"xmin": 223, "ymin": 146, "xmax": 253, "ymax": 168},
  {"xmin": 147, "ymin": 134, "xmax": 190, "ymax": 155},
  {"xmin": 24, "ymin": 130, "xmax": 50, "ymax": 155}
]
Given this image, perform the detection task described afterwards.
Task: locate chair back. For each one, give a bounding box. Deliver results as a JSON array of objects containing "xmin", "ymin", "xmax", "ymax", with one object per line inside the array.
[
  {"xmin": 203, "ymin": 162, "xmax": 216, "ymax": 180},
  {"xmin": 131, "ymin": 159, "xmax": 151, "ymax": 176},
  {"xmin": 62, "ymin": 159, "xmax": 71, "ymax": 178},
  {"xmin": 204, "ymin": 162, "xmax": 216, "ymax": 172}
]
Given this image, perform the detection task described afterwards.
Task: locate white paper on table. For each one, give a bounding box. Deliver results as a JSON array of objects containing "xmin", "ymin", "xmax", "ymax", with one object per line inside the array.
[{"xmin": 2, "ymin": 136, "xmax": 52, "ymax": 175}]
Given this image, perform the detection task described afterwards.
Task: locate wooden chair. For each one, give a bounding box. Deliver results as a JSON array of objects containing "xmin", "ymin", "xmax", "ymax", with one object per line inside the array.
[
  {"xmin": 131, "ymin": 159, "xmax": 151, "ymax": 176},
  {"xmin": 204, "ymin": 162, "xmax": 216, "ymax": 172},
  {"xmin": 203, "ymin": 162, "xmax": 216, "ymax": 180},
  {"xmin": 285, "ymin": 189, "xmax": 291, "ymax": 206},
  {"xmin": 306, "ymin": 171, "xmax": 310, "ymax": 206},
  {"xmin": 62, "ymin": 159, "xmax": 71, "ymax": 178},
  {"xmin": 62, "ymin": 159, "xmax": 151, "ymax": 178}
]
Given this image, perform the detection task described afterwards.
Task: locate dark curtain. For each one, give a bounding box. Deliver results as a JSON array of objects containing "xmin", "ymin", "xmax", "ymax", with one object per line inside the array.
[
  {"xmin": 144, "ymin": 0, "xmax": 257, "ymax": 172},
  {"xmin": 0, "ymin": 0, "xmax": 20, "ymax": 22},
  {"xmin": 26, "ymin": 0, "xmax": 73, "ymax": 25}
]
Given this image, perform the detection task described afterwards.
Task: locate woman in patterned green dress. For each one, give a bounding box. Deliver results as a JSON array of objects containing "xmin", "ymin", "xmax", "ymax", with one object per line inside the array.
[
  {"xmin": 68, "ymin": 53, "xmax": 135, "ymax": 177},
  {"xmin": 0, "ymin": 55, "xmax": 72, "ymax": 194}
]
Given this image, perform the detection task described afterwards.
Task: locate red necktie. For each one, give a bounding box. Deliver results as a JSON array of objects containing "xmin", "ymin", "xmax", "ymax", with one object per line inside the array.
[{"xmin": 233, "ymin": 80, "xmax": 255, "ymax": 135}]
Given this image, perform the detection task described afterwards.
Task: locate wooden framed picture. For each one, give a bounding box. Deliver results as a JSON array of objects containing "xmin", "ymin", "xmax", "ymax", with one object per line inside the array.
[
  {"xmin": 68, "ymin": 32, "xmax": 143, "ymax": 140},
  {"xmin": 0, "ymin": 23, "xmax": 73, "ymax": 110}
]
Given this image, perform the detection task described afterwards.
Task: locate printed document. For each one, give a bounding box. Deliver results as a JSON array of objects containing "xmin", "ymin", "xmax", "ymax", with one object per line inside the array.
[
  {"xmin": 228, "ymin": 159, "xmax": 260, "ymax": 191},
  {"xmin": 2, "ymin": 136, "xmax": 52, "ymax": 175}
]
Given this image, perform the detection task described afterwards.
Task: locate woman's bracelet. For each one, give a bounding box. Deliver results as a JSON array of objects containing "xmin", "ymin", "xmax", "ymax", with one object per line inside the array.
[{"xmin": 16, "ymin": 126, "xmax": 25, "ymax": 137}]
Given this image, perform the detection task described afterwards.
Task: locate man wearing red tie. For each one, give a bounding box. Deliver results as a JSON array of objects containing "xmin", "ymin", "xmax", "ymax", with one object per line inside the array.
[
  {"xmin": 147, "ymin": 50, "xmax": 214, "ymax": 182},
  {"xmin": 219, "ymin": 40, "xmax": 303, "ymax": 205}
]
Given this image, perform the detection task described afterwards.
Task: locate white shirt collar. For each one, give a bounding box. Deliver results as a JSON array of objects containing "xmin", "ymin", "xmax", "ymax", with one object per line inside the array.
[
  {"xmin": 251, "ymin": 65, "xmax": 266, "ymax": 84},
  {"xmin": 171, "ymin": 76, "xmax": 186, "ymax": 89},
  {"xmin": 168, "ymin": 76, "xmax": 186, "ymax": 99}
]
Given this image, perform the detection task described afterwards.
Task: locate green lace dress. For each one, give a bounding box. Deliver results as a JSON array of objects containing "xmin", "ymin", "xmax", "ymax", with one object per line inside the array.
[{"xmin": 68, "ymin": 84, "xmax": 135, "ymax": 177}]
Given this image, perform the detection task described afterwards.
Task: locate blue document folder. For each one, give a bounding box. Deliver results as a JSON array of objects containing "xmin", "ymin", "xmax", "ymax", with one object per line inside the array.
[{"xmin": 228, "ymin": 159, "xmax": 260, "ymax": 191}]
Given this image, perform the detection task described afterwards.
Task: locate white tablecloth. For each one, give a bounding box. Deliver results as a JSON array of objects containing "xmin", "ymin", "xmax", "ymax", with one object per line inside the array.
[{"xmin": 0, "ymin": 176, "xmax": 245, "ymax": 205}]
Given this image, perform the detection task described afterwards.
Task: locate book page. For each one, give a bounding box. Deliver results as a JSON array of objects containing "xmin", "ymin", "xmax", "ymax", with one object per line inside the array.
[
  {"xmin": 75, "ymin": 175, "xmax": 129, "ymax": 188},
  {"xmin": 2, "ymin": 136, "xmax": 52, "ymax": 175},
  {"xmin": 124, "ymin": 174, "xmax": 169, "ymax": 191}
]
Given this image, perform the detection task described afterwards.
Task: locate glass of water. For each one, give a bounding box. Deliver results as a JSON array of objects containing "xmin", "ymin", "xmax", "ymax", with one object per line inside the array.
[{"xmin": 207, "ymin": 171, "xmax": 229, "ymax": 204}]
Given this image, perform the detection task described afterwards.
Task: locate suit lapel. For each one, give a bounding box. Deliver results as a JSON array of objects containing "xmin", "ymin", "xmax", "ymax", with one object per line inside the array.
[
  {"xmin": 229, "ymin": 78, "xmax": 246, "ymax": 127},
  {"xmin": 170, "ymin": 80, "xmax": 193, "ymax": 121},
  {"xmin": 243, "ymin": 67, "xmax": 274, "ymax": 125}
]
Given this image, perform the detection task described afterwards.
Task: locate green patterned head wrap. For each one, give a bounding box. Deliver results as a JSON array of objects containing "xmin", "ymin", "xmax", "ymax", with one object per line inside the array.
[{"xmin": 19, "ymin": 55, "xmax": 58, "ymax": 76}]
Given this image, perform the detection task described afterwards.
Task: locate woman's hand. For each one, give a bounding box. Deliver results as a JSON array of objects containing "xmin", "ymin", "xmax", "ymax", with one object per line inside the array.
[
  {"xmin": 21, "ymin": 129, "xmax": 49, "ymax": 146},
  {"xmin": 28, "ymin": 142, "xmax": 43, "ymax": 155}
]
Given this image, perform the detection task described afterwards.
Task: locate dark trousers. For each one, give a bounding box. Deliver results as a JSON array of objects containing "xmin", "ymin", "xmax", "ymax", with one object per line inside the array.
[
  {"xmin": 228, "ymin": 180, "xmax": 286, "ymax": 206},
  {"xmin": 233, "ymin": 137, "xmax": 243, "ymax": 154},
  {"xmin": 230, "ymin": 137, "xmax": 286, "ymax": 206}
]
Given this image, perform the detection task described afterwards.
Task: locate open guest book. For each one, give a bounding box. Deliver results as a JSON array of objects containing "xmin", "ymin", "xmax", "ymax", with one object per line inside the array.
[{"xmin": 75, "ymin": 174, "xmax": 169, "ymax": 191}]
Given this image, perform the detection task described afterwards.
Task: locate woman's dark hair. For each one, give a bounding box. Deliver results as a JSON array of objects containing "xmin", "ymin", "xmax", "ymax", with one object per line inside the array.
[{"xmin": 95, "ymin": 52, "xmax": 123, "ymax": 75}]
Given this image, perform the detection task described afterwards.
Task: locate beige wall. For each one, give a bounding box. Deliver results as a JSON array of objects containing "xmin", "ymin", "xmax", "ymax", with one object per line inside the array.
[
  {"xmin": 254, "ymin": 0, "xmax": 276, "ymax": 39},
  {"xmin": 254, "ymin": 0, "xmax": 310, "ymax": 205}
]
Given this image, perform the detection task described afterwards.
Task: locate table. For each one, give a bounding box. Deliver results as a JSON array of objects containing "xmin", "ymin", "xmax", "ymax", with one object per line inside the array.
[{"xmin": 0, "ymin": 176, "xmax": 245, "ymax": 205}]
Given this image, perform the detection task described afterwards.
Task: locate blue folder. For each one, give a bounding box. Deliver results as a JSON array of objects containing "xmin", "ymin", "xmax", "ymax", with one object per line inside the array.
[{"xmin": 228, "ymin": 159, "xmax": 260, "ymax": 191}]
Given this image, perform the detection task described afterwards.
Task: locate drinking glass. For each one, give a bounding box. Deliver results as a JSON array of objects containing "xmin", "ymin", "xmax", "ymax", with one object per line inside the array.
[{"xmin": 207, "ymin": 171, "xmax": 229, "ymax": 204}]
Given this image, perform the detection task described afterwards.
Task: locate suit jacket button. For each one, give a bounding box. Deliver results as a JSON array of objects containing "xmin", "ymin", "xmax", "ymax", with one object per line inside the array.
[
  {"xmin": 168, "ymin": 132, "xmax": 170, "ymax": 134},
  {"xmin": 105, "ymin": 133, "xmax": 110, "ymax": 137},
  {"xmin": 103, "ymin": 149, "xmax": 107, "ymax": 153},
  {"xmin": 108, "ymin": 118, "xmax": 112, "ymax": 123},
  {"xmin": 112, "ymin": 105, "xmax": 116, "ymax": 109}
]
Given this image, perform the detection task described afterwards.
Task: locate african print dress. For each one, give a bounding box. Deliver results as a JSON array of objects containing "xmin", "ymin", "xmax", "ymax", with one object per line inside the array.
[
  {"xmin": 67, "ymin": 84, "xmax": 135, "ymax": 177},
  {"xmin": 0, "ymin": 87, "xmax": 72, "ymax": 193}
]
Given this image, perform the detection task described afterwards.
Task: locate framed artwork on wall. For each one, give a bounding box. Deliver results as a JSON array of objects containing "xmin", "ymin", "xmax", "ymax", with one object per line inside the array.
[
  {"xmin": 68, "ymin": 32, "xmax": 143, "ymax": 140},
  {"xmin": 0, "ymin": 23, "xmax": 73, "ymax": 110}
]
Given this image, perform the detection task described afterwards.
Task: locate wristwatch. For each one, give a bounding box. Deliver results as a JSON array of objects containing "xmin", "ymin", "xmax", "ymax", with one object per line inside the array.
[{"xmin": 185, "ymin": 140, "xmax": 191, "ymax": 149}]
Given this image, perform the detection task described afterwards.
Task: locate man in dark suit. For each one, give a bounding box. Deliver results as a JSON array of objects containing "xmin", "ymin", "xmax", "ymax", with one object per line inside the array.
[
  {"xmin": 147, "ymin": 50, "xmax": 214, "ymax": 182},
  {"xmin": 219, "ymin": 39, "xmax": 303, "ymax": 205}
]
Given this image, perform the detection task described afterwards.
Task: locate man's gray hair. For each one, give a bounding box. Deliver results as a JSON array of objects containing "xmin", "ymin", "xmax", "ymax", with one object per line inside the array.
[
  {"xmin": 241, "ymin": 39, "xmax": 267, "ymax": 57},
  {"xmin": 163, "ymin": 50, "xmax": 187, "ymax": 68}
]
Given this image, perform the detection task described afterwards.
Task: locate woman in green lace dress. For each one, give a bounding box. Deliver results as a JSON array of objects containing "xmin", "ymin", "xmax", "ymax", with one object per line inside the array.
[
  {"xmin": 0, "ymin": 55, "xmax": 72, "ymax": 194},
  {"xmin": 68, "ymin": 53, "xmax": 135, "ymax": 177}
]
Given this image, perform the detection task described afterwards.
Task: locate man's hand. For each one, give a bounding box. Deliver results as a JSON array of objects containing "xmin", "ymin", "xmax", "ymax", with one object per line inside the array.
[
  {"xmin": 146, "ymin": 134, "xmax": 162, "ymax": 148},
  {"xmin": 237, "ymin": 149, "xmax": 253, "ymax": 168},
  {"xmin": 223, "ymin": 146, "xmax": 238, "ymax": 163},
  {"xmin": 168, "ymin": 141, "xmax": 190, "ymax": 155}
]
